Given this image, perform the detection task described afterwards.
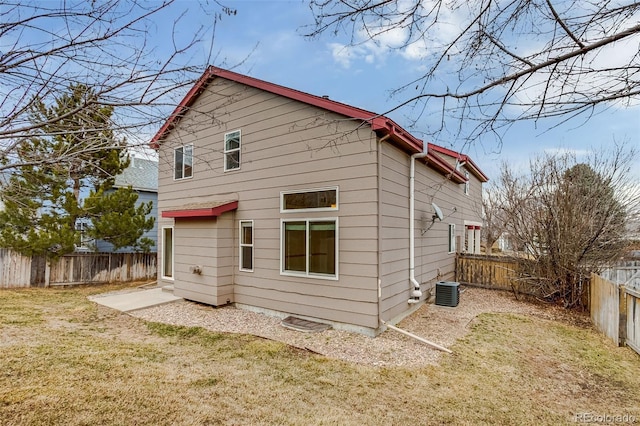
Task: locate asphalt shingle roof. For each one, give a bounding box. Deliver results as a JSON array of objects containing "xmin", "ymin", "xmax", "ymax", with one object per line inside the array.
[{"xmin": 114, "ymin": 157, "xmax": 158, "ymax": 192}]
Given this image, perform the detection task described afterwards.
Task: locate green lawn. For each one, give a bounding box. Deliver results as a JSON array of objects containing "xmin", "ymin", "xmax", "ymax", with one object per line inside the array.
[{"xmin": 1, "ymin": 283, "xmax": 638, "ymax": 425}]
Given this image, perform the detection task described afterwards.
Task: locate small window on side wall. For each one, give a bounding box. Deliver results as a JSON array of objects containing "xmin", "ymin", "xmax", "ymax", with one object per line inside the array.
[
  {"xmin": 448, "ymin": 224, "xmax": 456, "ymax": 253},
  {"xmin": 224, "ymin": 130, "xmax": 241, "ymax": 171},
  {"xmin": 162, "ymin": 227, "xmax": 174, "ymax": 279},
  {"xmin": 174, "ymin": 144, "xmax": 193, "ymax": 180},
  {"xmin": 239, "ymin": 220, "xmax": 253, "ymax": 272},
  {"xmin": 464, "ymin": 171, "xmax": 470, "ymax": 195}
]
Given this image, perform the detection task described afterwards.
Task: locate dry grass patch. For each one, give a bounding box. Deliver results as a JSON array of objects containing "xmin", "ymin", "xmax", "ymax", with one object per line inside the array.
[{"xmin": 1, "ymin": 283, "xmax": 639, "ymax": 425}]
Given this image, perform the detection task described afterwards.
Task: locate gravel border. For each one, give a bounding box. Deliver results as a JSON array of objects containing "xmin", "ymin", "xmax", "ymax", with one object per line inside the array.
[{"xmin": 131, "ymin": 286, "xmax": 581, "ymax": 368}]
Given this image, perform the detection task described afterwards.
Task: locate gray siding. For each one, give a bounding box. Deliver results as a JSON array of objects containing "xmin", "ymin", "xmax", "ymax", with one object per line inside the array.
[
  {"xmin": 157, "ymin": 78, "xmax": 380, "ymax": 329},
  {"xmin": 379, "ymin": 143, "xmax": 483, "ymax": 321}
]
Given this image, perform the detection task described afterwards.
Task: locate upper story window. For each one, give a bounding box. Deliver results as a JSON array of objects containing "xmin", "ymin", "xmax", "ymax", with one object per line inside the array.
[
  {"xmin": 224, "ymin": 130, "xmax": 241, "ymax": 171},
  {"xmin": 174, "ymin": 144, "xmax": 193, "ymax": 180},
  {"xmin": 281, "ymin": 187, "xmax": 338, "ymax": 212},
  {"xmin": 464, "ymin": 171, "xmax": 470, "ymax": 195}
]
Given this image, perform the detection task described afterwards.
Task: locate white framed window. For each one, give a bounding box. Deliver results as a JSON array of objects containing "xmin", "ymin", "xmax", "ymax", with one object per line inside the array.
[
  {"xmin": 162, "ymin": 226, "xmax": 174, "ymax": 279},
  {"xmin": 224, "ymin": 130, "xmax": 241, "ymax": 171},
  {"xmin": 239, "ymin": 220, "xmax": 254, "ymax": 272},
  {"xmin": 448, "ymin": 223, "xmax": 456, "ymax": 253},
  {"xmin": 464, "ymin": 171, "xmax": 470, "ymax": 195},
  {"xmin": 280, "ymin": 187, "xmax": 338, "ymax": 213},
  {"xmin": 174, "ymin": 144, "xmax": 193, "ymax": 180},
  {"xmin": 281, "ymin": 218, "xmax": 338, "ymax": 280},
  {"xmin": 75, "ymin": 220, "xmax": 92, "ymax": 250}
]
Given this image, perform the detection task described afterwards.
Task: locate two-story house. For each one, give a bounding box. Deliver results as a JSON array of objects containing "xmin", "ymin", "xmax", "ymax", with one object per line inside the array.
[{"xmin": 151, "ymin": 67, "xmax": 488, "ymax": 336}]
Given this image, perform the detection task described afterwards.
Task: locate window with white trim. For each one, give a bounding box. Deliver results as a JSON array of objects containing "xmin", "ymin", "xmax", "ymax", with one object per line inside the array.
[
  {"xmin": 281, "ymin": 187, "xmax": 338, "ymax": 212},
  {"xmin": 239, "ymin": 220, "xmax": 254, "ymax": 272},
  {"xmin": 174, "ymin": 144, "xmax": 193, "ymax": 180},
  {"xmin": 224, "ymin": 130, "xmax": 241, "ymax": 171},
  {"xmin": 281, "ymin": 219, "xmax": 337, "ymax": 278},
  {"xmin": 162, "ymin": 227, "xmax": 174, "ymax": 279},
  {"xmin": 464, "ymin": 171, "xmax": 470, "ymax": 195},
  {"xmin": 75, "ymin": 220, "xmax": 91, "ymax": 250},
  {"xmin": 448, "ymin": 224, "xmax": 456, "ymax": 253}
]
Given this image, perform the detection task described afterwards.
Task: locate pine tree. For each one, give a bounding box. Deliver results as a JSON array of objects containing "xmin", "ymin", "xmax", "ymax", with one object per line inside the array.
[{"xmin": 0, "ymin": 84, "xmax": 154, "ymax": 258}]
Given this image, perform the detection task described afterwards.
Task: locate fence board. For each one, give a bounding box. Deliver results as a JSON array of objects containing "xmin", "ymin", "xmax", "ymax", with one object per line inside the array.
[
  {"xmin": 0, "ymin": 249, "xmax": 32, "ymax": 288},
  {"xmin": 455, "ymin": 254, "xmax": 543, "ymax": 297},
  {"xmin": 590, "ymin": 273, "xmax": 621, "ymax": 345},
  {"xmin": 0, "ymin": 250, "xmax": 157, "ymax": 288},
  {"xmin": 626, "ymin": 288, "xmax": 640, "ymax": 355}
]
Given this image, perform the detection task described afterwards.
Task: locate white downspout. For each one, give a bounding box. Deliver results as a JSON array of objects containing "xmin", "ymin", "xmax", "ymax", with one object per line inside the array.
[{"xmin": 409, "ymin": 147, "xmax": 429, "ymax": 304}]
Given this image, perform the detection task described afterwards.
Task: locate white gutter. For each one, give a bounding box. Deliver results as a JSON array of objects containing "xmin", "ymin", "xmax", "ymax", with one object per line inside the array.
[{"xmin": 409, "ymin": 148, "xmax": 429, "ymax": 304}]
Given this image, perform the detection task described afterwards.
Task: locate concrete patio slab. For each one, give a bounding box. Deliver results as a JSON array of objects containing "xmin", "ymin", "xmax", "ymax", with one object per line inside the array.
[{"xmin": 88, "ymin": 287, "xmax": 182, "ymax": 313}]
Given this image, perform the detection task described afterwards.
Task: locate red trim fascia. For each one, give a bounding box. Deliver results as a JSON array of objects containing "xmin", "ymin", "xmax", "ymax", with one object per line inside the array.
[
  {"xmin": 213, "ymin": 67, "xmax": 379, "ymax": 121},
  {"xmin": 161, "ymin": 200, "xmax": 238, "ymax": 219},
  {"xmin": 148, "ymin": 66, "xmax": 485, "ymax": 184},
  {"xmin": 150, "ymin": 66, "xmax": 385, "ymax": 149},
  {"xmin": 426, "ymin": 152, "xmax": 466, "ymax": 184},
  {"xmin": 428, "ymin": 143, "xmax": 489, "ymax": 182},
  {"xmin": 150, "ymin": 67, "xmax": 217, "ymax": 149}
]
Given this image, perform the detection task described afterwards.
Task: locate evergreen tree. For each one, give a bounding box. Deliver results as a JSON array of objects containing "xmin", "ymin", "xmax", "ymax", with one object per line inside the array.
[{"xmin": 0, "ymin": 84, "xmax": 154, "ymax": 258}]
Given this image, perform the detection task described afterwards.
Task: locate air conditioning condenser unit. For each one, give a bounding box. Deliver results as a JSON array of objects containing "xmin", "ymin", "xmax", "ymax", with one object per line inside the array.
[{"xmin": 435, "ymin": 281, "xmax": 460, "ymax": 307}]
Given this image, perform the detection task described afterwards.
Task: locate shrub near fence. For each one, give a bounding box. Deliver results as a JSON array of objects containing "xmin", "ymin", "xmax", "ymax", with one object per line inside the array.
[{"xmin": 0, "ymin": 249, "xmax": 157, "ymax": 288}]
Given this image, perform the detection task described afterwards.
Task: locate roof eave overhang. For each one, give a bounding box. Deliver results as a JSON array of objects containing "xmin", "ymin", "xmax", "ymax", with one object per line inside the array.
[
  {"xmin": 161, "ymin": 200, "xmax": 238, "ymax": 219},
  {"xmin": 374, "ymin": 122, "xmax": 466, "ymax": 184}
]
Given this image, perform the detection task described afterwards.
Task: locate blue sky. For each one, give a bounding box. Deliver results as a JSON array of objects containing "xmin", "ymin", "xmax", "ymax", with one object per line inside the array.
[{"xmin": 152, "ymin": 0, "xmax": 640, "ymax": 181}]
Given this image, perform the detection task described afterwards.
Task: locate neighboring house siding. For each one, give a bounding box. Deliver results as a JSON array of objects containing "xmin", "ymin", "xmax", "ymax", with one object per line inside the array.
[
  {"xmin": 157, "ymin": 78, "xmax": 381, "ymax": 329},
  {"xmin": 94, "ymin": 190, "xmax": 158, "ymax": 252}
]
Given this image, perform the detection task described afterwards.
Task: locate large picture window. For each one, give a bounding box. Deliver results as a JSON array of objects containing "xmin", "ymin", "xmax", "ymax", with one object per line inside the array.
[
  {"xmin": 174, "ymin": 144, "xmax": 193, "ymax": 180},
  {"xmin": 282, "ymin": 219, "xmax": 337, "ymax": 279},
  {"xmin": 224, "ymin": 130, "xmax": 241, "ymax": 171},
  {"xmin": 281, "ymin": 187, "xmax": 338, "ymax": 212},
  {"xmin": 162, "ymin": 227, "xmax": 174, "ymax": 279},
  {"xmin": 239, "ymin": 220, "xmax": 253, "ymax": 272}
]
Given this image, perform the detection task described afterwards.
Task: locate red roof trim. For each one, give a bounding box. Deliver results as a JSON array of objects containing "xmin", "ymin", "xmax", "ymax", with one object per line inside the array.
[
  {"xmin": 161, "ymin": 200, "xmax": 238, "ymax": 219},
  {"xmin": 428, "ymin": 144, "xmax": 489, "ymax": 182},
  {"xmin": 149, "ymin": 66, "xmax": 487, "ymax": 183}
]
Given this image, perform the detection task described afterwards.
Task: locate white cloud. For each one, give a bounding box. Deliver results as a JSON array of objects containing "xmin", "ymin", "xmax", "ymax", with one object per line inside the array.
[
  {"xmin": 327, "ymin": 1, "xmax": 470, "ymax": 69},
  {"xmin": 329, "ymin": 43, "xmax": 369, "ymax": 68}
]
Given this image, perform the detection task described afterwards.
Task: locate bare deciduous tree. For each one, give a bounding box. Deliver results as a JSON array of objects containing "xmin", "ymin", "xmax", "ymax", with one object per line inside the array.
[
  {"xmin": 482, "ymin": 180, "xmax": 508, "ymax": 255},
  {"xmin": 497, "ymin": 144, "xmax": 639, "ymax": 307},
  {"xmin": 0, "ymin": 0, "xmax": 235, "ymax": 174},
  {"xmin": 306, "ymin": 0, "xmax": 640, "ymax": 144}
]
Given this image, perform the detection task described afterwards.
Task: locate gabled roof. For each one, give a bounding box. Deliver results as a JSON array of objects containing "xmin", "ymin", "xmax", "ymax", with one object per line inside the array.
[
  {"xmin": 114, "ymin": 157, "xmax": 158, "ymax": 192},
  {"xmin": 150, "ymin": 66, "xmax": 487, "ymax": 184}
]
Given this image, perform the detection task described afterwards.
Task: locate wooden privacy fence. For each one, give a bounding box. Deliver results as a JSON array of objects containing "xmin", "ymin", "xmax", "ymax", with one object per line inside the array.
[
  {"xmin": 590, "ymin": 273, "xmax": 624, "ymax": 346},
  {"xmin": 590, "ymin": 273, "xmax": 640, "ymax": 355},
  {"xmin": 591, "ymin": 261, "xmax": 640, "ymax": 355},
  {"xmin": 455, "ymin": 253, "xmax": 544, "ymax": 298},
  {"xmin": 0, "ymin": 249, "xmax": 157, "ymax": 288}
]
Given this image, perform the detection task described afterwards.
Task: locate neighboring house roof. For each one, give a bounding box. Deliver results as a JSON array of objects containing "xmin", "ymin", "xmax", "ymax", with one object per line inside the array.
[
  {"xmin": 150, "ymin": 66, "xmax": 487, "ymax": 184},
  {"xmin": 114, "ymin": 157, "xmax": 158, "ymax": 192}
]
